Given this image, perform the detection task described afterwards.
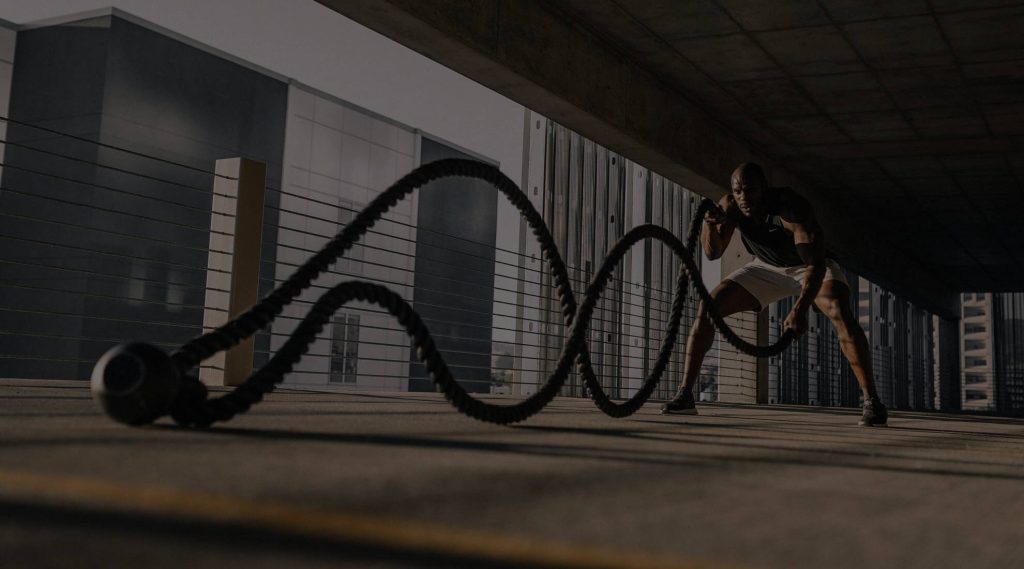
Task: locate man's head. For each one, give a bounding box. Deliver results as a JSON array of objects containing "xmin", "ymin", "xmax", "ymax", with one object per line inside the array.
[{"xmin": 731, "ymin": 162, "xmax": 767, "ymax": 218}]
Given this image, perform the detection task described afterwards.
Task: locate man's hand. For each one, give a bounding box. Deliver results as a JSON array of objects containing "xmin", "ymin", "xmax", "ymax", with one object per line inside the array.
[
  {"xmin": 704, "ymin": 203, "xmax": 727, "ymax": 226},
  {"xmin": 701, "ymin": 196, "xmax": 737, "ymax": 261},
  {"xmin": 784, "ymin": 310, "xmax": 808, "ymax": 337}
]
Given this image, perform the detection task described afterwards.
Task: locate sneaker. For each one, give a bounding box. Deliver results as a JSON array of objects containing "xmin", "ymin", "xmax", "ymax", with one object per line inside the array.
[
  {"xmin": 661, "ymin": 390, "xmax": 698, "ymax": 415},
  {"xmin": 859, "ymin": 397, "xmax": 888, "ymax": 427}
]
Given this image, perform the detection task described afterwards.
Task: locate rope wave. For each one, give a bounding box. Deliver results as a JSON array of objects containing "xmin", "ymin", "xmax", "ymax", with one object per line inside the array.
[{"xmin": 148, "ymin": 159, "xmax": 795, "ymax": 426}]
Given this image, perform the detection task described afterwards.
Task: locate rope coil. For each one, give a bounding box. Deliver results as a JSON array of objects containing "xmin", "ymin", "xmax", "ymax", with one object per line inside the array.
[{"xmin": 138, "ymin": 159, "xmax": 794, "ymax": 426}]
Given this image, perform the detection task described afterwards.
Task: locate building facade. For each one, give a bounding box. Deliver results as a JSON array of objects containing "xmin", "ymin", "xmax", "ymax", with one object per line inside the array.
[
  {"xmin": 0, "ymin": 15, "xmax": 287, "ymax": 380},
  {"xmin": 961, "ymin": 292, "xmax": 996, "ymax": 410},
  {"xmin": 0, "ymin": 12, "xmax": 509, "ymax": 392},
  {"xmin": 527, "ymin": 122, "xmax": 705, "ymax": 401},
  {"xmin": 962, "ymin": 292, "xmax": 1024, "ymax": 415},
  {"xmin": 993, "ymin": 293, "xmax": 1024, "ymax": 415}
]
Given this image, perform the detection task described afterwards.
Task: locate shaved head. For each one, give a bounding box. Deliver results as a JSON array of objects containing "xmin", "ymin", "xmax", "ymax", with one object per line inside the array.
[{"xmin": 732, "ymin": 162, "xmax": 766, "ymax": 187}]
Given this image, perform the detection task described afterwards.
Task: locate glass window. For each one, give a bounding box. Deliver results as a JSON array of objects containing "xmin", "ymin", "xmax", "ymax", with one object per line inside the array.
[
  {"xmin": 336, "ymin": 199, "xmax": 363, "ymax": 275},
  {"xmin": 965, "ymin": 390, "xmax": 988, "ymax": 400},
  {"xmin": 330, "ymin": 313, "xmax": 359, "ymax": 383}
]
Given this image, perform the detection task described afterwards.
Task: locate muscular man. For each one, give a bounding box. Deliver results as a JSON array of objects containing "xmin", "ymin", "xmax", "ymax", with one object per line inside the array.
[{"xmin": 661, "ymin": 163, "xmax": 887, "ymax": 427}]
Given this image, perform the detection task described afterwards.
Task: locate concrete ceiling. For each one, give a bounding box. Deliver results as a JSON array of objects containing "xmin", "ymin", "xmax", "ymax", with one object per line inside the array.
[
  {"xmin": 550, "ymin": 0, "xmax": 1024, "ymax": 293},
  {"xmin": 318, "ymin": 0, "xmax": 1024, "ymax": 316}
]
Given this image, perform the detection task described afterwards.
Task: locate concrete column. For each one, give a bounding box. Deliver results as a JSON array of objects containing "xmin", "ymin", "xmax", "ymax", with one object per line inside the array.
[{"xmin": 200, "ymin": 158, "xmax": 267, "ymax": 386}]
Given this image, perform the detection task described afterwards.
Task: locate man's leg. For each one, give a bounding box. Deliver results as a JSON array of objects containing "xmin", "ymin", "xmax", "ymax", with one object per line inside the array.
[
  {"xmin": 663, "ymin": 279, "xmax": 761, "ymax": 414},
  {"xmin": 814, "ymin": 279, "xmax": 887, "ymax": 426}
]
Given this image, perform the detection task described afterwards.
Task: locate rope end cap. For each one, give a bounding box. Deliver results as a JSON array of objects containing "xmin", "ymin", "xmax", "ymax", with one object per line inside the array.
[{"xmin": 91, "ymin": 343, "xmax": 181, "ymax": 426}]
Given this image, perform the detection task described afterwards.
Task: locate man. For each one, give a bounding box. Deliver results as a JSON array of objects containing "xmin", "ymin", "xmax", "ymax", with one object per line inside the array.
[{"xmin": 661, "ymin": 162, "xmax": 887, "ymax": 427}]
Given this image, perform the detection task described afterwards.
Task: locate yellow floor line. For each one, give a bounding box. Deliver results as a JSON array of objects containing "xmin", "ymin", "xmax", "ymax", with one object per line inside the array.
[{"xmin": 0, "ymin": 468, "xmax": 736, "ymax": 569}]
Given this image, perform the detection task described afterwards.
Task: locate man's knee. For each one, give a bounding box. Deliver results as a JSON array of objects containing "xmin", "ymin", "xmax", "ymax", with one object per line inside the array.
[
  {"xmin": 692, "ymin": 301, "xmax": 715, "ymax": 335},
  {"xmin": 819, "ymin": 297, "xmax": 845, "ymax": 323},
  {"xmin": 821, "ymin": 298, "xmax": 861, "ymax": 339}
]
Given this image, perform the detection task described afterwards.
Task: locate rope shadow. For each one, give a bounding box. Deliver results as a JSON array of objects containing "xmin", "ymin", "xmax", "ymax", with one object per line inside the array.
[
  {"xmin": 514, "ymin": 423, "xmax": 1024, "ymax": 471},
  {"xmin": 166, "ymin": 424, "xmax": 1024, "ymax": 482}
]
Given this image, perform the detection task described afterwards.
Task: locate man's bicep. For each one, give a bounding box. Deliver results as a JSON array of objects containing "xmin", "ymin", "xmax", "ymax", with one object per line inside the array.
[
  {"xmin": 791, "ymin": 221, "xmax": 825, "ymax": 266},
  {"xmin": 791, "ymin": 221, "xmax": 817, "ymax": 245}
]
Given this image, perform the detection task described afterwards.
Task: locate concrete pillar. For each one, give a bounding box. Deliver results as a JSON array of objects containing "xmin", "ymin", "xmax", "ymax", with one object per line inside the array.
[{"xmin": 200, "ymin": 158, "xmax": 267, "ymax": 386}]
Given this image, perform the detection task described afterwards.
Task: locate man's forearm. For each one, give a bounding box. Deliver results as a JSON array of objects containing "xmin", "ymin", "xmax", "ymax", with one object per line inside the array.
[{"xmin": 701, "ymin": 224, "xmax": 724, "ymax": 259}]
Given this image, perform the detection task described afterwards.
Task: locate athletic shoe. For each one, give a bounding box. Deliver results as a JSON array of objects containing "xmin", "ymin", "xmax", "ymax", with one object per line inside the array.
[
  {"xmin": 661, "ymin": 390, "xmax": 698, "ymax": 415},
  {"xmin": 859, "ymin": 397, "xmax": 888, "ymax": 427}
]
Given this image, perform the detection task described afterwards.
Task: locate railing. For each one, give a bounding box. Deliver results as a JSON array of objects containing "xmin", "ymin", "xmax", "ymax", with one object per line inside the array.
[{"xmin": 0, "ymin": 113, "xmax": 992, "ymax": 416}]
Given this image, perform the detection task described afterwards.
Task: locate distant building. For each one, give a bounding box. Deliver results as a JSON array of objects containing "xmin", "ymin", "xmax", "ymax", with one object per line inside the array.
[
  {"xmin": 993, "ymin": 293, "xmax": 1024, "ymax": 415},
  {"xmin": 961, "ymin": 293, "xmax": 996, "ymax": 411},
  {"xmin": 0, "ymin": 12, "xmax": 506, "ymax": 389}
]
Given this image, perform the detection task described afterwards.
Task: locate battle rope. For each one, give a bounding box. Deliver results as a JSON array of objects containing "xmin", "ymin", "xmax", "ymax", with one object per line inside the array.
[{"xmin": 90, "ymin": 159, "xmax": 795, "ymax": 427}]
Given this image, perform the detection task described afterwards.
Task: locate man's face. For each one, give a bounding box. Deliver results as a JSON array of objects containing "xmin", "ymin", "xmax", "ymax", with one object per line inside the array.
[{"xmin": 731, "ymin": 173, "xmax": 765, "ymax": 218}]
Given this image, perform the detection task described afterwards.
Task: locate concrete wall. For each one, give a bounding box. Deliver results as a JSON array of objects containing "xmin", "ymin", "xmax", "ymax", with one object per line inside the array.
[{"xmin": 274, "ymin": 83, "xmax": 416, "ymax": 391}]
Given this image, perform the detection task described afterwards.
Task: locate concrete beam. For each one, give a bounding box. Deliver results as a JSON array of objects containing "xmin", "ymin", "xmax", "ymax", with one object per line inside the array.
[
  {"xmin": 806, "ymin": 137, "xmax": 1013, "ymax": 159},
  {"xmin": 316, "ymin": 0, "xmax": 960, "ymax": 320}
]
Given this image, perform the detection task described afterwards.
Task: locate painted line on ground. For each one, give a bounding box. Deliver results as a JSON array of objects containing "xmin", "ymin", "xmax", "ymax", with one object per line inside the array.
[{"xmin": 0, "ymin": 468, "xmax": 737, "ymax": 569}]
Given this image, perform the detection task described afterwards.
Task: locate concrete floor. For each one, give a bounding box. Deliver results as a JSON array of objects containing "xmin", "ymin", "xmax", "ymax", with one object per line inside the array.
[{"xmin": 1, "ymin": 380, "xmax": 1023, "ymax": 569}]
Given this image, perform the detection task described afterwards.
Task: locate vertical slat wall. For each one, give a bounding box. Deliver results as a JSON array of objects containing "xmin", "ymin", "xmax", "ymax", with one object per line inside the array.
[
  {"xmin": 535, "ymin": 121, "xmax": 706, "ymax": 401},
  {"xmin": 769, "ymin": 274, "xmax": 937, "ymax": 410}
]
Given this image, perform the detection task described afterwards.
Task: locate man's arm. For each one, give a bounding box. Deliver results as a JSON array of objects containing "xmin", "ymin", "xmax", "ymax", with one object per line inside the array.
[
  {"xmin": 701, "ymin": 195, "xmax": 737, "ymax": 260},
  {"xmin": 781, "ymin": 195, "xmax": 826, "ymax": 332}
]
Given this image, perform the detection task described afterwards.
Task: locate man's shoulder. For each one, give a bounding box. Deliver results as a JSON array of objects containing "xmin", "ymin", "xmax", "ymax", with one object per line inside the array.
[{"xmin": 773, "ymin": 187, "xmax": 813, "ymax": 222}]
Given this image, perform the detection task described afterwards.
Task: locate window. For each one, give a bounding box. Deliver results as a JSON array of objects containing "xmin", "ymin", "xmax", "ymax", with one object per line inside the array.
[
  {"xmin": 965, "ymin": 324, "xmax": 986, "ymax": 334},
  {"xmin": 965, "ymin": 357, "xmax": 987, "ymax": 368},
  {"xmin": 337, "ymin": 199, "xmax": 363, "ymax": 274},
  {"xmin": 965, "ymin": 390, "xmax": 988, "ymax": 401},
  {"xmin": 329, "ymin": 313, "xmax": 360, "ymax": 383},
  {"xmin": 965, "ymin": 340, "xmax": 986, "ymax": 351},
  {"xmin": 964, "ymin": 306, "xmax": 985, "ymax": 317},
  {"xmin": 965, "ymin": 373, "xmax": 986, "ymax": 385}
]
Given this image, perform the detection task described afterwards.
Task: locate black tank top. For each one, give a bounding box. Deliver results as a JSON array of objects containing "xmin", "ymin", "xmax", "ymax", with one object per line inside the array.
[{"xmin": 737, "ymin": 187, "xmax": 805, "ymax": 268}]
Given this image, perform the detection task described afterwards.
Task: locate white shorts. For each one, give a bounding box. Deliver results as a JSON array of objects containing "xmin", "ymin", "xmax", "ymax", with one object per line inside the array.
[{"xmin": 723, "ymin": 257, "xmax": 848, "ymax": 310}]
